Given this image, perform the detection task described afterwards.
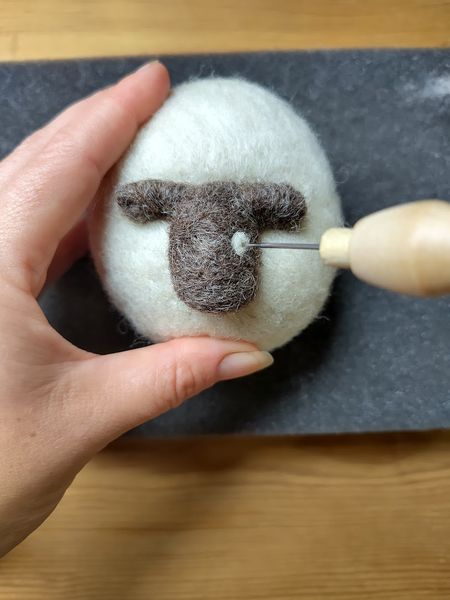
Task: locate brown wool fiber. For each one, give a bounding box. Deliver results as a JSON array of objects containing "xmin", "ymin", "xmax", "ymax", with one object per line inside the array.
[{"xmin": 115, "ymin": 180, "xmax": 307, "ymax": 313}]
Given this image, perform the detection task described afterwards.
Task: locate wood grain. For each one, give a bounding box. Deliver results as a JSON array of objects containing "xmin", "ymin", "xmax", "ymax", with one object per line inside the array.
[
  {"xmin": 2, "ymin": 433, "xmax": 450, "ymax": 599},
  {"xmin": 0, "ymin": 0, "xmax": 449, "ymax": 60}
]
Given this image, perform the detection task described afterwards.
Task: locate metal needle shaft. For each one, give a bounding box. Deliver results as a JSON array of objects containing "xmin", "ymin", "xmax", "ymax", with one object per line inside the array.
[{"xmin": 248, "ymin": 242, "xmax": 320, "ymax": 250}]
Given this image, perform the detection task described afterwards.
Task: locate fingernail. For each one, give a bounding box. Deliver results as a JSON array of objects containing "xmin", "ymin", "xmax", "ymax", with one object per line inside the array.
[
  {"xmin": 136, "ymin": 60, "xmax": 160, "ymax": 72},
  {"xmin": 218, "ymin": 351, "xmax": 274, "ymax": 381}
]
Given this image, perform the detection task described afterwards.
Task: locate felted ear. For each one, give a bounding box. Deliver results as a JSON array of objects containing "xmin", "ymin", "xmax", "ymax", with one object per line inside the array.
[
  {"xmin": 247, "ymin": 183, "xmax": 307, "ymax": 231},
  {"xmin": 115, "ymin": 179, "xmax": 186, "ymax": 223}
]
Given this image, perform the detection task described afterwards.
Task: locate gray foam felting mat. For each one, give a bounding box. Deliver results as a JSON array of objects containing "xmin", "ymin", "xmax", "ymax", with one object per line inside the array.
[{"xmin": 1, "ymin": 50, "xmax": 449, "ymax": 436}]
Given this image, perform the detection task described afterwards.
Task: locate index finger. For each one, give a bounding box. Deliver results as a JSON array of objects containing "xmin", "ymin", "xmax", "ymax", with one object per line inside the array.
[{"xmin": 0, "ymin": 61, "xmax": 170, "ymax": 295}]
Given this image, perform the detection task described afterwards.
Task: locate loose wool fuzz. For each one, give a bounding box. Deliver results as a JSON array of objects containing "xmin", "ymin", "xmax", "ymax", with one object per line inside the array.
[{"xmin": 89, "ymin": 77, "xmax": 342, "ymax": 351}]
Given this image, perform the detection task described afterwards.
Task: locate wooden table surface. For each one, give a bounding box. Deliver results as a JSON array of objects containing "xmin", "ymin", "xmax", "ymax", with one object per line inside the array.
[{"xmin": 1, "ymin": 1, "xmax": 450, "ymax": 598}]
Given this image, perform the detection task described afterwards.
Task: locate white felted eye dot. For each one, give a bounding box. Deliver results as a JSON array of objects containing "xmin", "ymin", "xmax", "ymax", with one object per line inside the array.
[
  {"xmin": 231, "ymin": 231, "xmax": 251, "ymax": 257},
  {"xmin": 89, "ymin": 77, "xmax": 342, "ymax": 351}
]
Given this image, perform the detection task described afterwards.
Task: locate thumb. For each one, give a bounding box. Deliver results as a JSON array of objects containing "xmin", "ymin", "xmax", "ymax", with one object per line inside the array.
[{"xmin": 63, "ymin": 337, "xmax": 273, "ymax": 449}]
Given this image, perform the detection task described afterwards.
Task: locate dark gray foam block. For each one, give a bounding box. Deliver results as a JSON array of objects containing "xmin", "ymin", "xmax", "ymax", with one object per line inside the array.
[{"xmin": 1, "ymin": 50, "xmax": 449, "ymax": 435}]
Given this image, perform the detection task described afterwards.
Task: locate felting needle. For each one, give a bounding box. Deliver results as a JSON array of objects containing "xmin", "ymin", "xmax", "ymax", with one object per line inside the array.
[
  {"xmin": 248, "ymin": 200, "xmax": 450, "ymax": 298},
  {"xmin": 249, "ymin": 242, "xmax": 320, "ymax": 250}
]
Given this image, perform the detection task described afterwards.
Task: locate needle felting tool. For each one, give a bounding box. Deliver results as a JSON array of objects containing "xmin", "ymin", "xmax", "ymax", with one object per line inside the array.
[{"xmin": 249, "ymin": 200, "xmax": 450, "ymax": 297}]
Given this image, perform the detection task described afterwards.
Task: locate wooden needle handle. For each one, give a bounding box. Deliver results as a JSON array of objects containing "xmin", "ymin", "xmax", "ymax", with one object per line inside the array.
[{"xmin": 319, "ymin": 200, "xmax": 450, "ymax": 297}]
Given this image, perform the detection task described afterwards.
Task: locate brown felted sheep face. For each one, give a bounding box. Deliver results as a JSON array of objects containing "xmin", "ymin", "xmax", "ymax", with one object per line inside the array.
[{"xmin": 115, "ymin": 179, "xmax": 307, "ymax": 314}]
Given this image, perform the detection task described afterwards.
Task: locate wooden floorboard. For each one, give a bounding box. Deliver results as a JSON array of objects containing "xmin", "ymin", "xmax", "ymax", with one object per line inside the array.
[
  {"xmin": 0, "ymin": 0, "xmax": 449, "ymax": 60},
  {"xmin": 2, "ymin": 433, "xmax": 450, "ymax": 598}
]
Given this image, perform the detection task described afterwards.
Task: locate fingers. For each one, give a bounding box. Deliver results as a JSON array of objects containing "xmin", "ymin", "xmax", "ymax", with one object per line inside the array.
[
  {"xmin": 0, "ymin": 61, "xmax": 170, "ymax": 295},
  {"xmin": 60, "ymin": 337, "xmax": 273, "ymax": 450},
  {"xmin": 44, "ymin": 219, "xmax": 88, "ymax": 288}
]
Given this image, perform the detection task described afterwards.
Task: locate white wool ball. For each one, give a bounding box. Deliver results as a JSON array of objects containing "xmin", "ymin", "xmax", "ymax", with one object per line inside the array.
[{"xmin": 89, "ymin": 77, "xmax": 342, "ymax": 351}]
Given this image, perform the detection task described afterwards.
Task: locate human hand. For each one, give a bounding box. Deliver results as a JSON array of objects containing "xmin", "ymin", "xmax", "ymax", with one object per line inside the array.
[{"xmin": 0, "ymin": 62, "xmax": 273, "ymax": 557}]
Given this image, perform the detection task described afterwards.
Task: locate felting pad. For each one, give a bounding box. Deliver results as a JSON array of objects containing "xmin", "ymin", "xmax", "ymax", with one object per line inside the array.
[{"xmin": 1, "ymin": 50, "xmax": 449, "ymax": 436}]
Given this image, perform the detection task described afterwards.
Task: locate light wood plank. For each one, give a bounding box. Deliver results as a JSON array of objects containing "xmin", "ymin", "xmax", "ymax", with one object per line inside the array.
[
  {"xmin": 0, "ymin": 0, "xmax": 449, "ymax": 60},
  {"xmin": 2, "ymin": 433, "xmax": 450, "ymax": 599}
]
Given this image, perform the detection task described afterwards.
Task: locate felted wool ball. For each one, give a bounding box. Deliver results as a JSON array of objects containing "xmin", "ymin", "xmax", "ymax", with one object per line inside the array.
[{"xmin": 89, "ymin": 77, "xmax": 342, "ymax": 351}]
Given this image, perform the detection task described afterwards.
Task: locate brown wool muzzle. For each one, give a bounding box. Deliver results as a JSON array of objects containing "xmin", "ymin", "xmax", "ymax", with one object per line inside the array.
[{"xmin": 115, "ymin": 180, "xmax": 307, "ymax": 314}]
